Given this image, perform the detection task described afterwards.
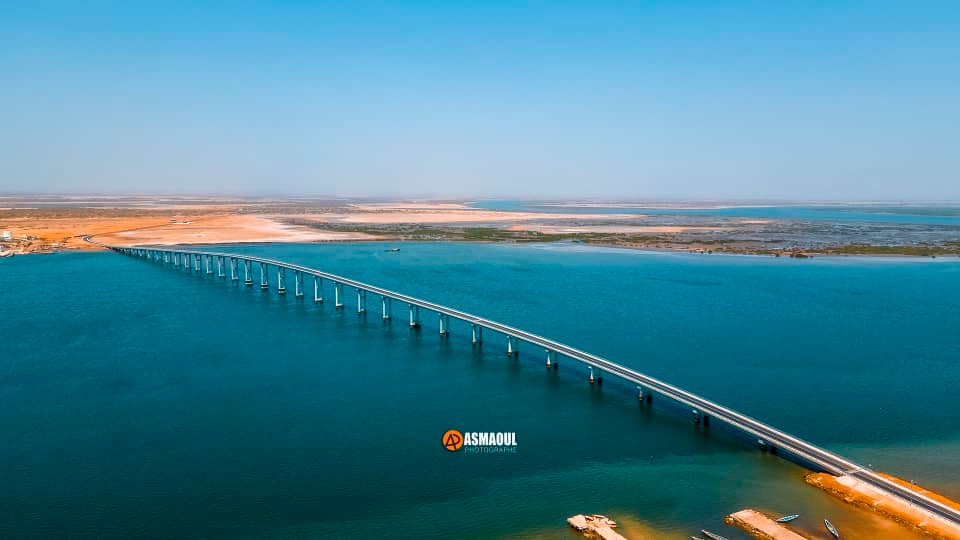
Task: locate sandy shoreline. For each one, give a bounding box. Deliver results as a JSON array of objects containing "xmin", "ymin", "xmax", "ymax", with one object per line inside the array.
[
  {"xmin": 2, "ymin": 200, "xmax": 957, "ymax": 258},
  {"xmin": 806, "ymin": 472, "xmax": 960, "ymax": 540},
  {"xmin": 95, "ymin": 214, "xmax": 378, "ymax": 246}
]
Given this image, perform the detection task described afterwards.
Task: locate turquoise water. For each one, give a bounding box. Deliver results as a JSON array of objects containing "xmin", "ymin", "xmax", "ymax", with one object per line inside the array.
[
  {"xmin": 2, "ymin": 243, "xmax": 959, "ymax": 538},
  {"xmin": 470, "ymin": 200, "xmax": 960, "ymax": 225}
]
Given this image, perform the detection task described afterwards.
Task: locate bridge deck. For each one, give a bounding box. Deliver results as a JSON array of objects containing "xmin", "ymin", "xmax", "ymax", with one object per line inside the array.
[{"xmin": 97, "ymin": 240, "xmax": 960, "ymax": 527}]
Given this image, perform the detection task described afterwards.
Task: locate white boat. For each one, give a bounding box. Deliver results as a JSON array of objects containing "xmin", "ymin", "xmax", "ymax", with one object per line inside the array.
[
  {"xmin": 824, "ymin": 518, "xmax": 840, "ymax": 539},
  {"xmin": 701, "ymin": 530, "xmax": 729, "ymax": 540}
]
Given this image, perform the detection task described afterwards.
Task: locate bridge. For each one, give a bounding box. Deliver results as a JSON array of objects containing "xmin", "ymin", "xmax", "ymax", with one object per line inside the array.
[{"xmin": 91, "ymin": 238, "xmax": 960, "ymax": 528}]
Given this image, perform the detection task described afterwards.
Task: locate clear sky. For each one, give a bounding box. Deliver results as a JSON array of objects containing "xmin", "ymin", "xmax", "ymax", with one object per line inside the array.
[{"xmin": 2, "ymin": 1, "xmax": 958, "ymax": 200}]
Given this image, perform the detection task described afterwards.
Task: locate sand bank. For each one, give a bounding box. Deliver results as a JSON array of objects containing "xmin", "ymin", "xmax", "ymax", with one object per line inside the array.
[
  {"xmin": 349, "ymin": 202, "xmax": 471, "ymax": 211},
  {"xmin": 725, "ymin": 509, "xmax": 809, "ymax": 540},
  {"xmin": 0, "ymin": 215, "xmax": 176, "ymax": 251},
  {"xmin": 317, "ymin": 206, "xmax": 640, "ymax": 225},
  {"xmin": 566, "ymin": 514, "xmax": 626, "ymax": 540},
  {"xmin": 806, "ymin": 473, "xmax": 960, "ymax": 540},
  {"xmin": 506, "ymin": 224, "xmax": 728, "ymax": 234},
  {"xmin": 96, "ymin": 214, "xmax": 378, "ymax": 246}
]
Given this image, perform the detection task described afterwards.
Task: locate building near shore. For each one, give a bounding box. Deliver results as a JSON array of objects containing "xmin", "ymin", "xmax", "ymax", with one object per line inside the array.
[{"xmin": 1, "ymin": 231, "xmax": 11, "ymax": 241}]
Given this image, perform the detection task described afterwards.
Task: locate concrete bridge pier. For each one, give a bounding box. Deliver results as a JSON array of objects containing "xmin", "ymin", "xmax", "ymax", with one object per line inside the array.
[
  {"xmin": 637, "ymin": 385, "xmax": 644, "ymax": 402},
  {"xmin": 205, "ymin": 255, "xmax": 212, "ymax": 274},
  {"xmin": 334, "ymin": 282, "xmax": 344, "ymax": 308},
  {"xmin": 692, "ymin": 409, "xmax": 701, "ymax": 425},
  {"xmin": 382, "ymin": 296, "xmax": 391, "ymax": 319},
  {"xmin": 260, "ymin": 263, "xmax": 269, "ymax": 289},
  {"xmin": 194, "ymin": 254, "xmax": 201, "ymax": 272},
  {"xmin": 216, "ymin": 256, "xmax": 223, "ymax": 277},
  {"xmin": 589, "ymin": 366, "xmax": 595, "ymax": 384},
  {"xmin": 230, "ymin": 258, "xmax": 239, "ymax": 282},
  {"xmin": 506, "ymin": 336, "xmax": 517, "ymax": 357},
  {"xmin": 295, "ymin": 271, "xmax": 304, "ymax": 298},
  {"xmin": 471, "ymin": 324, "xmax": 482, "ymax": 345},
  {"xmin": 409, "ymin": 304, "xmax": 420, "ymax": 328},
  {"xmin": 545, "ymin": 349, "xmax": 554, "ymax": 368},
  {"xmin": 277, "ymin": 267, "xmax": 286, "ymax": 295},
  {"xmin": 244, "ymin": 260, "xmax": 253, "ymax": 285},
  {"xmin": 173, "ymin": 253, "xmax": 179, "ymax": 267},
  {"xmin": 357, "ymin": 288, "xmax": 366, "ymax": 313},
  {"xmin": 313, "ymin": 277, "xmax": 323, "ymax": 302},
  {"xmin": 439, "ymin": 313, "xmax": 449, "ymax": 336}
]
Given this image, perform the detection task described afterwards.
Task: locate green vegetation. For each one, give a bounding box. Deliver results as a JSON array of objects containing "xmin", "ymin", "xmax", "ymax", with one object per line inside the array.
[{"xmin": 818, "ymin": 243, "xmax": 960, "ymax": 256}]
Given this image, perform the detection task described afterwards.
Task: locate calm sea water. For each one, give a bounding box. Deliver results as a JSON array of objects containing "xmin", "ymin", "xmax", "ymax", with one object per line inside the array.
[
  {"xmin": 469, "ymin": 200, "xmax": 960, "ymax": 225},
  {"xmin": 2, "ymin": 243, "xmax": 959, "ymax": 539}
]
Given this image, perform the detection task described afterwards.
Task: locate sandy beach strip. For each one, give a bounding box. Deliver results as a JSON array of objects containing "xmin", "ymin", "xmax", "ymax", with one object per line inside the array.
[
  {"xmin": 806, "ymin": 472, "xmax": 960, "ymax": 540},
  {"xmin": 94, "ymin": 214, "xmax": 379, "ymax": 247},
  {"xmin": 506, "ymin": 224, "xmax": 730, "ymax": 234},
  {"xmin": 316, "ymin": 210, "xmax": 642, "ymax": 225},
  {"xmin": 725, "ymin": 509, "xmax": 809, "ymax": 540}
]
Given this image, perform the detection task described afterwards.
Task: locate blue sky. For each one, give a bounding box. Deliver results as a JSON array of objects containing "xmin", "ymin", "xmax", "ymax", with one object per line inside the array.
[{"xmin": 2, "ymin": 1, "xmax": 958, "ymax": 200}]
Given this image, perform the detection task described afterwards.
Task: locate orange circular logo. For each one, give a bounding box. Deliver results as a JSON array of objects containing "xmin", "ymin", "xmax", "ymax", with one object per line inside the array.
[{"xmin": 442, "ymin": 429, "xmax": 464, "ymax": 452}]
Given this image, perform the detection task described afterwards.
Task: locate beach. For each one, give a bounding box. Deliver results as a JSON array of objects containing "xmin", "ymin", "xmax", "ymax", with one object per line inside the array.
[{"xmin": 2, "ymin": 198, "xmax": 958, "ymax": 257}]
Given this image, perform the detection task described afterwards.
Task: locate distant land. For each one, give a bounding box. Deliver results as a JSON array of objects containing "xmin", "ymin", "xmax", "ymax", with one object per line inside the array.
[{"xmin": 1, "ymin": 195, "xmax": 959, "ymax": 258}]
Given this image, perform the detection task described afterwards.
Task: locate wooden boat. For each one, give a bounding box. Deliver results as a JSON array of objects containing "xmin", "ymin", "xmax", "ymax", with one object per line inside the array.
[
  {"xmin": 384, "ymin": 247, "xmax": 401, "ymax": 252},
  {"xmin": 776, "ymin": 514, "xmax": 800, "ymax": 523},
  {"xmin": 824, "ymin": 518, "xmax": 840, "ymax": 538},
  {"xmin": 701, "ymin": 530, "xmax": 729, "ymax": 540}
]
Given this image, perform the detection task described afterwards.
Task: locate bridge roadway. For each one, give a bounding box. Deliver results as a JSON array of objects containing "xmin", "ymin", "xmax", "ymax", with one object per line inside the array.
[{"xmin": 97, "ymin": 240, "xmax": 960, "ymax": 527}]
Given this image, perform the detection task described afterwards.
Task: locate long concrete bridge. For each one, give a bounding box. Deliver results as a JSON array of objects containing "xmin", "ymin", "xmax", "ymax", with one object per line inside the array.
[{"xmin": 92, "ymin": 239, "xmax": 960, "ymax": 528}]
